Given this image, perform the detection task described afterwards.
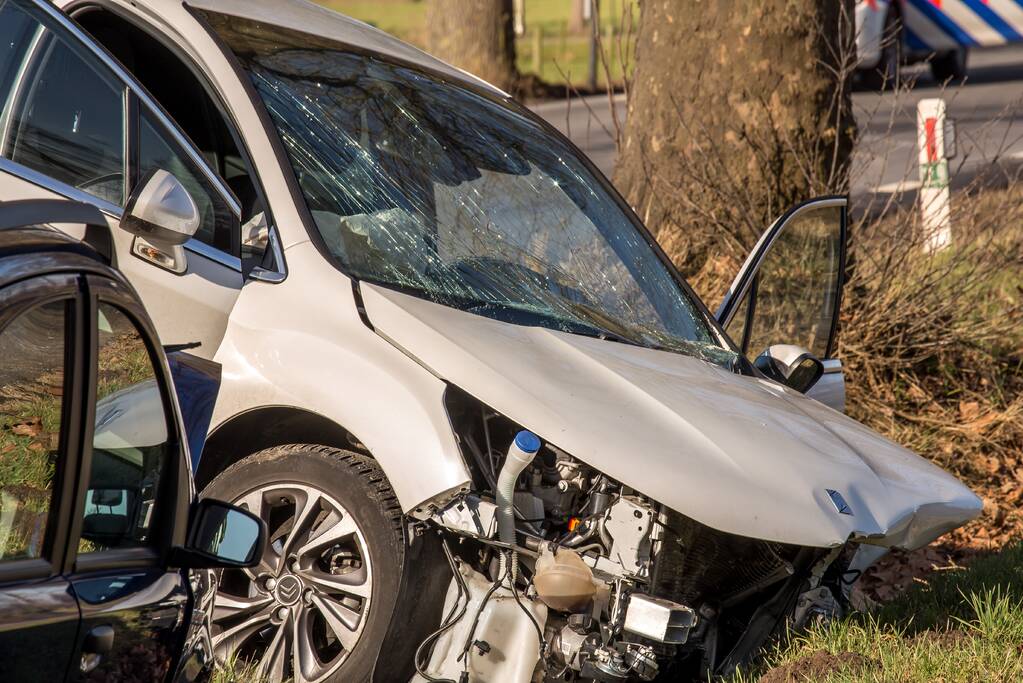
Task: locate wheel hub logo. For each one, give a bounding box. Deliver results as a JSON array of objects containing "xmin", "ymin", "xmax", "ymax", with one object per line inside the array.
[{"xmin": 276, "ymin": 575, "xmax": 302, "ymax": 605}]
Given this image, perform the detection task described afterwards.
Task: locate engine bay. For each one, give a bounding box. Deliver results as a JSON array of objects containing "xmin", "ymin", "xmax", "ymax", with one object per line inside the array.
[{"xmin": 407, "ymin": 388, "xmax": 852, "ymax": 682}]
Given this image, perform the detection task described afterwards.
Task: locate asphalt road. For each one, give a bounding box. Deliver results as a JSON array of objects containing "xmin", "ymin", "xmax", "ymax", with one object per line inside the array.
[{"xmin": 532, "ymin": 45, "xmax": 1023, "ymax": 198}]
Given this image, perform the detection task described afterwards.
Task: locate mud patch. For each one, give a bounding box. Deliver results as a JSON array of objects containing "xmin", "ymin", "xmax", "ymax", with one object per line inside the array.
[
  {"xmin": 759, "ymin": 650, "xmax": 877, "ymax": 683},
  {"xmin": 909, "ymin": 629, "xmax": 969, "ymax": 649}
]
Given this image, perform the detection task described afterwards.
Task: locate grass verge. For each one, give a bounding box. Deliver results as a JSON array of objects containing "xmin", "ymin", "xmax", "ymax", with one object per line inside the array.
[{"xmin": 734, "ymin": 543, "xmax": 1023, "ymax": 682}]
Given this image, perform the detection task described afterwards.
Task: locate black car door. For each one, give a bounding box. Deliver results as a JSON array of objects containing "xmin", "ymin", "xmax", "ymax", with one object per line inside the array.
[
  {"xmin": 63, "ymin": 274, "xmax": 193, "ymax": 682},
  {"xmin": 0, "ymin": 271, "xmax": 87, "ymax": 681}
]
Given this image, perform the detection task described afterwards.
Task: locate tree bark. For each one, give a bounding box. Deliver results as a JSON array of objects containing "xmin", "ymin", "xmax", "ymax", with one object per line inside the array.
[
  {"xmin": 613, "ymin": 0, "xmax": 856, "ymax": 285},
  {"xmin": 425, "ymin": 0, "xmax": 518, "ymax": 93}
]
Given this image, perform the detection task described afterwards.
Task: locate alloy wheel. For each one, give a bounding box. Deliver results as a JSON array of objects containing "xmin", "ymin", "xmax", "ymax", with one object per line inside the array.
[{"xmin": 211, "ymin": 483, "xmax": 373, "ymax": 683}]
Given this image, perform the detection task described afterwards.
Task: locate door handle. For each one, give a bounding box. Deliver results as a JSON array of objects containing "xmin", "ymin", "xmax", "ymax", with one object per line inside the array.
[{"xmin": 80, "ymin": 624, "xmax": 115, "ymax": 674}]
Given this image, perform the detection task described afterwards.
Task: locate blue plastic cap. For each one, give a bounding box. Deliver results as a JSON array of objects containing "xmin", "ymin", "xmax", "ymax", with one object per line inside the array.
[{"xmin": 514, "ymin": 430, "xmax": 541, "ymax": 453}]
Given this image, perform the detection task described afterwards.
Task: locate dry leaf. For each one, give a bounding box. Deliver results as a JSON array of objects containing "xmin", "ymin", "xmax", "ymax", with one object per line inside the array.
[
  {"xmin": 959, "ymin": 400, "xmax": 981, "ymax": 421},
  {"xmin": 11, "ymin": 417, "xmax": 42, "ymax": 437},
  {"xmin": 965, "ymin": 412, "xmax": 999, "ymax": 434}
]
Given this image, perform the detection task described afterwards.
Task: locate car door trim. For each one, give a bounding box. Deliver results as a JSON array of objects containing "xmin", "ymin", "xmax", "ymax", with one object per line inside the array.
[
  {"xmin": 0, "ymin": 23, "xmax": 45, "ymax": 158},
  {"xmin": 0, "ymin": 157, "xmax": 124, "ymax": 218},
  {"xmin": 0, "ymin": 274, "xmax": 87, "ymax": 579},
  {"xmin": 184, "ymin": 237, "xmax": 241, "ymax": 272},
  {"xmin": 67, "ymin": 275, "xmax": 190, "ymax": 572}
]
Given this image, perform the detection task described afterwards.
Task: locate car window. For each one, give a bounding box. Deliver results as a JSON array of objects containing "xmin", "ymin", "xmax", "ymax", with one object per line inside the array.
[
  {"xmin": 742, "ymin": 205, "xmax": 843, "ymax": 360},
  {"xmin": 0, "ymin": 0, "xmax": 126, "ymax": 206},
  {"xmin": 74, "ymin": 7, "xmax": 260, "ymax": 259},
  {"xmin": 0, "ymin": 299, "xmax": 68, "ymax": 562},
  {"xmin": 78, "ymin": 303, "xmax": 171, "ymax": 554},
  {"xmin": 137, "ymin": 108, "xmax": 236, "ymax": 254}
]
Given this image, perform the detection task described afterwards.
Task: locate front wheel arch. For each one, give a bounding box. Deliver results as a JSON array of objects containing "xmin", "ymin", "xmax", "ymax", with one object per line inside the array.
[{"xmin": 197, "ymin": 406, "xmax": 368, "ymax": 489}]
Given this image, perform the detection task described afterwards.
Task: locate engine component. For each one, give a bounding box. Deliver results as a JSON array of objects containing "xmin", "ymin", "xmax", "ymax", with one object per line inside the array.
[
  {"xmin": 623, "ymin": 593, "xmax": 698, "ymax": 644},
  {"xmin": 432, "ymin": 494, "xmax": 498, "ymax": 538},
  {"xmin": 600, "ymin": 496, "xmax": 657, "ymax": 577},
  {"xmin": 793, "ymin": 586, "xmax": 841, "ymax": 628},
  {"xmin": 624, "ymin": 645, "xmax": 659, "ymax": 681},
  {"xmin": 533, "ymin": 546, "xmax": 596, "ymax": 612},
  {"xmin": 497, "ymin": 430, "xmax": 542, "ymax": 547},
  {"xmin": 554, "ymin": 624, "xmax": 591, "ymax": 671},
  {"xmin": 649, "ymin": 507, "xmax": 800, "ymax": 608},
  {"xmin": 583, "ymin": 646, "xmax": 631, "ymax": 681},
  {"xmin": 420, "ymin": 563, "xmax": 547, "ymax": 683},
  {"xmin": 514, "ymin": 490, "xmax": 545, "ymax": 523}
]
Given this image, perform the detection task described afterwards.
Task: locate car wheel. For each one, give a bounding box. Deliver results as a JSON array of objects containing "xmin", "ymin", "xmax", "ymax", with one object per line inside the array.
[
  {"xmin": 930, "ymin": 49, "xmax": 968, "ymax": 83},
  {"xmin": 202, "ymin": 444, "xmax": 439, "ymax": 683},
  {"xmin": 861, "ymin": 9, "xmax": 901, "ymax": 90}
]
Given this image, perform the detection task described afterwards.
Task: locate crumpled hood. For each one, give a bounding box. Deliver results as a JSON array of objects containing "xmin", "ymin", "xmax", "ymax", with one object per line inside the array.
[{"xmin": 361, "ymin": 284, "xmax": 981, "ymax": 550}]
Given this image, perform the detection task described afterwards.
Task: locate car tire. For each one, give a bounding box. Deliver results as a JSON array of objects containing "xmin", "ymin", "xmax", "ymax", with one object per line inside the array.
[
  {"xmin": 202, "ymin": 444, "xmax": 447, "ymax": 683},
  {"xmin": 930, "ymin": 49, "xmax": 968, "ymax": 83},
  {"xmin": 860, "ymin": 9, "xmax": 901, "ymax": 90}
]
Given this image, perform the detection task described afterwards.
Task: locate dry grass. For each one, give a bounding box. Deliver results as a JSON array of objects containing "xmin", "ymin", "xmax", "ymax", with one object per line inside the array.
[{"xmin": 840, "ymin": 185, "xmax": 1023, "ymax": 551}]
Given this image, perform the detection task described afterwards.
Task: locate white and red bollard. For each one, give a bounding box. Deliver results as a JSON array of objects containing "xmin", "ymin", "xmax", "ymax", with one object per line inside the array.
[{"xmin": 917, "ymin": 98, "xmax": 955, "ymax": 252}]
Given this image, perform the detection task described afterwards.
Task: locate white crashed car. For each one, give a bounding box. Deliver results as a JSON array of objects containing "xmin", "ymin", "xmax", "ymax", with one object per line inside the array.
[{"xmin": 0, "ymin": 1, "xmax": 980, "ymax": 680}]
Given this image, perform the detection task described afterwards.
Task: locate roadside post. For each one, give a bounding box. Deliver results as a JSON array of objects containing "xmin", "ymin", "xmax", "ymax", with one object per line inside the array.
[{"xmin": 917, "ymin": 98, "xmax": 955, "ymax": 252}]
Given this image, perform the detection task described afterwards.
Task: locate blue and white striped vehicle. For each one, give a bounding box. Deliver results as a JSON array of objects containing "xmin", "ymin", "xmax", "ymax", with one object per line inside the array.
[{"xmin": 856, "ymin": 0, "xmax": 1023, "ymax": 85}]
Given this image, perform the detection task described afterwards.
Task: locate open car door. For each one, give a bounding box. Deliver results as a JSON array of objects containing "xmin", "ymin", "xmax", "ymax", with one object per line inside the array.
[{"xmin": 716, "ymin": 197, "xmax": 848, "ymax": 411}]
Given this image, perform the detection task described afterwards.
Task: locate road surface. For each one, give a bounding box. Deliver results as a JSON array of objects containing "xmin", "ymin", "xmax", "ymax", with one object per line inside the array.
[{"xmin": 532, "ymin": 45, "xmax": 1023, "ymax": 198}]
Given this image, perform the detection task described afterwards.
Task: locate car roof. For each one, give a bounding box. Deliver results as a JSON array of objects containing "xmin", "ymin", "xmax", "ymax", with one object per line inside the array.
[{"xmin": 139, "ymin": 0, "xmax": 507, "ymax": 98}]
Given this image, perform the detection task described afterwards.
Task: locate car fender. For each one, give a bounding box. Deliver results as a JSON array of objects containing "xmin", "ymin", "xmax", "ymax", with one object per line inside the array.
[{"xmin": 209, "ymin": 241, "xmax": 471, "ymax": 512}]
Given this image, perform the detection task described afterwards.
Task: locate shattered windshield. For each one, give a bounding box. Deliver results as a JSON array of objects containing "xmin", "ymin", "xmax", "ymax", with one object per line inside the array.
[{"xmin": 205, "ymin": 13, "xmax": 736, "ymax": 367}]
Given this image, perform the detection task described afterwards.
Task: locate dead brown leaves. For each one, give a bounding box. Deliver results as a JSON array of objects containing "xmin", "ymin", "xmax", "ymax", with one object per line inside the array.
[
  {"xmin": 853, "ymin": 545, "xmax": 968, "ymax": 607},
  {"xmin": 8, "ymin": 417, "xmax": 41, "ymax": 437}
]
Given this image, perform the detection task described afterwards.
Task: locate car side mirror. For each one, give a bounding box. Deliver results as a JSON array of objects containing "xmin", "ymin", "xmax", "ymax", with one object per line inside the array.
[
  {"xmin": 119, "ymin": 169, "xmax": 200, "ymax": 246},
  {"xmin": 754, "ymin": 344, "xmax": 824, "ymax": 394},
  {"xmin": 172, "ymin": 498, "xmax": 266, "ymax": 569}
]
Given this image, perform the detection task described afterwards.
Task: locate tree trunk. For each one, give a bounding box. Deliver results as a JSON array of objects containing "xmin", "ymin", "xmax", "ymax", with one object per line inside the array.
[
  {"xmin": 425, "ymin": 0, "xmax": 518, "ymax": 93},
  {"xmin": 613, "ymin": 0, "xmax": 856, "ymax": 287}
]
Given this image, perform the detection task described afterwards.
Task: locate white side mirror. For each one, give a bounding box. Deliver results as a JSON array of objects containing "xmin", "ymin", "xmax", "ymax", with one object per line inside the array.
[
  {"xmin": 754, "ymin": 344, "xmax": 824, "ymax": 394},
  {"xmin": 120, "ymin": 169, "xmax": 199, "ymax": 246}
]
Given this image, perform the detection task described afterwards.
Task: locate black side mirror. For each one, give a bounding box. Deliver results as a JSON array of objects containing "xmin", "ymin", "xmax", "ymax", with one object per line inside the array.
[
  {"xmin": 754, "ymin": 344, "xmax": 824, "ymax": 394},
  {"xmin": 172, "ymin": 498, "xmax": 266, "ymax": 569}
]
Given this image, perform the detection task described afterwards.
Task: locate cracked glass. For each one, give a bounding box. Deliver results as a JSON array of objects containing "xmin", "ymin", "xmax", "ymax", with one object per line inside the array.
[{"xmin": 205, "ymin": 14, "xmax": 736, "ymax": 368}]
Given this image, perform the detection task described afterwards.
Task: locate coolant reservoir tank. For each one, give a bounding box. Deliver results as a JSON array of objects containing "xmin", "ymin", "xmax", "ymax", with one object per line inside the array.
[{"xmin": 533, "ymin": 547, "xmax": 596, "ymax": 613}]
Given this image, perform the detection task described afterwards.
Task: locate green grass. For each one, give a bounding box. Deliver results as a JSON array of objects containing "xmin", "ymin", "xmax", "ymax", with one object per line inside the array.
[
  {"xmin": 316, "ymin": 0, "xmax": 638, "ymax": 88},
  {"xmin": 731, "ymin": 543, "xmax": 1023, "ymax": 682},
  {"xmin": 208, "ymin": 655, "xmax": 269, "ymax": 683}
]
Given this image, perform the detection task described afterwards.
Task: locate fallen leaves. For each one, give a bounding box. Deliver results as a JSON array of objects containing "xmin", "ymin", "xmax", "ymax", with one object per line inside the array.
[
  {"xmin": 854, "ymin": 545, "xmax": 966, "ymax": 606},
  {"xmin": 9, "ymin": 417, "xmax": 42, "ymax": 437}
]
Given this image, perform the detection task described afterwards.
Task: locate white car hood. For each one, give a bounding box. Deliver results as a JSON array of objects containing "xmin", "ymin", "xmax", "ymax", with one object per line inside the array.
[{"xmin": 361, "ymin": 284, "xmax": 981, "ymax": 550}]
